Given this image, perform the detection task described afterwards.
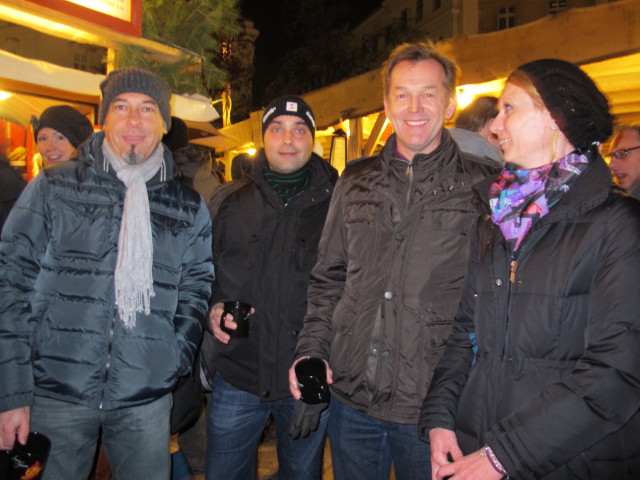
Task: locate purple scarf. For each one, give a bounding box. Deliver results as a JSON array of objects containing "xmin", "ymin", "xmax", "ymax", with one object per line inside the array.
[{"xmin": 489, "ymin": 152, "xmax": 589, "ymax": 252}]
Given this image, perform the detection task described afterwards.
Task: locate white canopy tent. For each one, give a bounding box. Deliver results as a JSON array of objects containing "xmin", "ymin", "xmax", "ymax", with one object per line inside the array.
[{"xmin": 0, "ymin": 49, "xmax": 220, "ymax": 126}]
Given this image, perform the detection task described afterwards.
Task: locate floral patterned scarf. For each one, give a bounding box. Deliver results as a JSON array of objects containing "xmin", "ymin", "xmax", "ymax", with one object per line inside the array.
[{"xmin": 489, "ymin": 152, "xmax": 589, "ymax": 252}]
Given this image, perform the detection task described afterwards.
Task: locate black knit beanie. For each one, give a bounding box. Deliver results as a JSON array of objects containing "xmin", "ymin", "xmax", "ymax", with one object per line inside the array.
[
  {"xmin": 99, "ymin": 67, "xmax": 172, "ymax": 129},
  {"xmin": 517, "ymin": 59, "xmax": 613, "ymax": 151},
  {"xmin": 162, "ymin": 116, "xmax": 189, "ymax": 152},
  {"xmin": 31, "ymin": 105, "xmax": 94, "ymax": 148},
  {"xmin": 262, "ymin": 95, "xmax": 316, "ymax": 139}
]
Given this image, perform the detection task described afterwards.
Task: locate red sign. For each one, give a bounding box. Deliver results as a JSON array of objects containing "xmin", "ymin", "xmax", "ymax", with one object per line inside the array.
[{"xmin": 24, "ymin": 0, "xmax": 141, "ymax": 37}]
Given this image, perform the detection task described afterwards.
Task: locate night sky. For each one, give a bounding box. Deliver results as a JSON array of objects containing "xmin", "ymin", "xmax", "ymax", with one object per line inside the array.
[{"xmin": 239, "ymin": 0, "xmax": 382, "ymax": 107}]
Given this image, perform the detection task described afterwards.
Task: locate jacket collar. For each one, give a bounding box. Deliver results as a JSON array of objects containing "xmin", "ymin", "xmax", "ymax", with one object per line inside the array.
[
  {"xmin": 249, "ymin": 148, "xmax": 338, "ymax": 205},
  {"xmin": 79, "ymin": 131, "xmax": 177, "ymax": 186}
]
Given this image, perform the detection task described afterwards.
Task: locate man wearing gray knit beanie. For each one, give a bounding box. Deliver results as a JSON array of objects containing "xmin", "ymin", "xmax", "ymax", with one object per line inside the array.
[{"xmin": 0, "ymin": 67, "xmax": 214, "ymax": 480}]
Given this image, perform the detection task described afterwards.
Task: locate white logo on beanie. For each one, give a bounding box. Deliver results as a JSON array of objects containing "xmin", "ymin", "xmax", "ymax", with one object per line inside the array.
[
  {"xmin": 305, "ymin": 111, "xmax": 316, "ymax": 129},
  {"xmin": 286, "ymin": 101, "xmax": 299, "ymax": 112},
  {"xmin": 263, "ymin": 107, "xmax": 277, "ymax": 124}
]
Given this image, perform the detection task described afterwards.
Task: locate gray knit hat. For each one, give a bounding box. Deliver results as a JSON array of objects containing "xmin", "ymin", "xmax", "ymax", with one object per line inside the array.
[
  {"xmin": 31, "ymin": 105, "xmax": 94, "ymax": 148},
  {"xmin": 99, "ymin": 67, "xmax": 172, "ymax": 129},
  {"xmin": 262, "ymin": 95, "xmax": 316, "ymax": 139}
]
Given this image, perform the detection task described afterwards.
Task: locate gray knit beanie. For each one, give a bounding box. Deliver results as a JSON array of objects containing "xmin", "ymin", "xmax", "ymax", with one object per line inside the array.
[
  {"xmin": 99, "ymin": 67, "xmax": 172, "ymax": 129},
  {"xmin": 31, "ymin": 105, "xmax": 94, "ymax": 148}
]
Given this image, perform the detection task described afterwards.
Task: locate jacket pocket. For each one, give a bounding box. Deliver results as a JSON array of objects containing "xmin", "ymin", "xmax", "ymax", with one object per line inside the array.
[{"xmin": 51, "ymin": 196, "xmax": 113, "ymax": 260}]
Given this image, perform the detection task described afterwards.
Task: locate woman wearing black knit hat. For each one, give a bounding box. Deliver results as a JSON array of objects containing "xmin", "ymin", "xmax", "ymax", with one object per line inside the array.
[
  {"xmin": 420, "ymin": 59, "xmax": 640, "ymax": 479},
  {"xmin": 31, "ymin": 105, "xmax": 94, "ymax": 168}
]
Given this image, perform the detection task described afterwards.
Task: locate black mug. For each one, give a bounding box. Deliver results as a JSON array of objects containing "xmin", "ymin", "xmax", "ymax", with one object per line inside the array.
[
  {"xmin": 220, "ymin": 301, "xmax": 252, "ymax": 337},
  {"xmin": 295, "ymin": 357, "xmax": 330, "ymax": 404},
  {"xmin": 1, "ymin": 431, "xmax": 51, "ymax": 480}
]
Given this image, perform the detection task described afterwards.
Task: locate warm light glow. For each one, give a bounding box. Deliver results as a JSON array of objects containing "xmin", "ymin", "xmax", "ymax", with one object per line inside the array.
[
  {"xmin": 0, "ymin": 90, "xmax": 12, "ymax": 101},
  {"xmin": 247, "ymin": 148, "xmax": 256, "ymax": 156},
  {"xmin": 65, "ymin": 0, "xmax": 131, "ymax": 22},
  {"xmin": 0, "ymin": 5, "xmax": 103, "ymax": 44},
  {"xmin": 456, "ymin": 78, "xmax": 506, "ymax": 109}
]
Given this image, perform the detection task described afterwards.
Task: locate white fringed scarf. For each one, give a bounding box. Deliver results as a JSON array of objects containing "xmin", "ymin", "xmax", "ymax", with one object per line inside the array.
[{"xmin": 103, "ymin": 140, "xmax": 166, "ymax": 329}]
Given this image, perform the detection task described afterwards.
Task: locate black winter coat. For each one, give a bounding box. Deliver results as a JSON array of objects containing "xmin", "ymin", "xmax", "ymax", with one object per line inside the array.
[
  {"xmin": 419, "ymin": 155, "xmax": 640, "ymax": 478},
  {"xmin": 295, "ymin": 132, "xmax": 498, "ymax": 423},
  {"xmin": 201, "ymin": 151, "xmax": 338, "ymax": 401}
]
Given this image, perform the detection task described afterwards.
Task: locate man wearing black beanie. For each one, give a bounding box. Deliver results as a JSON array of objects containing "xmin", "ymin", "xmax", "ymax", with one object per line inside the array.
[{"xmin": 201, "ymin": 94, "xmax": 337, "ymax": 480}]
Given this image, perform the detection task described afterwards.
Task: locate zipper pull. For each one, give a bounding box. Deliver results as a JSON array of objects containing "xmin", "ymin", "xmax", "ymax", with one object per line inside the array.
[{"xmin": 509, "ymin": 260, "xmax": 518, "ymax": 283}]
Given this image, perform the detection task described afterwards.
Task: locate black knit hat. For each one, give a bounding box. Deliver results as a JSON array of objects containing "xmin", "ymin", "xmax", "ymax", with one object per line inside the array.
[
  {"xmin": 262, "ymin": 95, "xmax": 316, "ymax": 139},
  {"xmin": 162, "ymin": 116, "xmax": 189, "ymax": 152},
  {"xmin": 517, "ymin": 59, "xmax": 613, "ymax": 150},
  {"xmin": 31, "ymin": 105, "xmax": 94, "ymax": 148},
  {"xmin": 99, "ymin": 67, "xmax": 172, "ymax": 129}
]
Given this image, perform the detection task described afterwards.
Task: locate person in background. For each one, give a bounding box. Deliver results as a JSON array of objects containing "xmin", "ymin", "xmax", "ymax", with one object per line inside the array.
[
  {"xmin": 449, "ymin": 96, "xmax": 503, "ymax": 165},
  {"xmin": 289, "ymin": 42, "xmax": 497, "ymax": 480},
  {"xmin": 31, "ymin": 104, "xmax": 94, "ymax": 169},
  {"xmin": 164, "ymin": 116, "xmax": 222, "ymax": 204},
  {"xmin": 0, "ymin": 152, "xmax": 26, "ymax": 232},
  {"xmin": 202, "ymin": 95, "xmax": 338, "ymax": 480},
  {"xmin": 163, "ymin": 115, "xmax": 219, "ymax": 480},
  {"xmin": 421, "ymin": 59, "xmax": 640, "ymax": 479},
  {"xmin": 0, "ymin": 67, "xmax": 214, "ymax": 479},
  {"xmin": 607, "ymin": 124, "xmax": 640, "ymax": 199}
]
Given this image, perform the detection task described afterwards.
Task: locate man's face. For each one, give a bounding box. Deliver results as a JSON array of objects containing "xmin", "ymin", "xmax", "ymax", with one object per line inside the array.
[
  {"xmin": 103, "ymin": 92, "xmax": 167, "ymax": 164},
  {"xmin": 384, "ymin": 59, "xmax": 456, "ymax": 161},
  {"xmin": 608, "ymin": 129, "xmax": 640, "ymax": 190},
  {"xmin": 263, "ymin": 115, "xmax": 313, "ymax": 173}
]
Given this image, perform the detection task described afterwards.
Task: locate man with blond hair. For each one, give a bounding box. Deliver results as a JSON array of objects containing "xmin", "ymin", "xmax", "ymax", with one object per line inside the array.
[{"xmin": 290, "ymin": 42, "xmax": 497, "ymax": 479}]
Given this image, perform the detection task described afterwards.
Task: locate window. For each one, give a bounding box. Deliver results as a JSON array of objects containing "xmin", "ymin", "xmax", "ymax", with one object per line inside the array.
[
  {"xmin": 73, "ymin": 53, "xmax": 87, "ymax": 71},
  {"xmin": 400, "ymin": 9, "xmax": 408, "ymax": 29},
  {"xmin": 498, "ymin": 6, "xmax": 515, "ymax": 30},
  {"xmin": 385, "ymin": 25, "xmax": 393, "ymax": 46},
  {"xmin": 416, "ymin": 0, "xmax": 424, "ymax": 21},
  {"xmin": 549, "ymin": 0, "xmax": 567, "ymax": 15}
]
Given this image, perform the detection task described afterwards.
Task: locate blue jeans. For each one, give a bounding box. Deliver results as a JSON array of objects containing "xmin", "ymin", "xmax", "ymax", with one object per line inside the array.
[
  {"xmin": 327, "ymin": 397, "xmax": 431, "ymax": 480},
  {"xmin": 30, "ymin": 394, "xmax": 171, "ymax": 480},
  {"xmin": 204, "ymin": 373, "xmax": 328, "ymax": 480}
]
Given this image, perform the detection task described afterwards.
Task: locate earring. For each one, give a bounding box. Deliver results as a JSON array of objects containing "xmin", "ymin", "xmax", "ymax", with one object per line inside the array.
[{"xmin": 551, "ymin": 125, "xmax": 558, "ymax": 131}]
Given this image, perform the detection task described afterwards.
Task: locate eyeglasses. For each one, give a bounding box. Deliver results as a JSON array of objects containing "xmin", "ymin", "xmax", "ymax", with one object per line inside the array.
[{"xmin": 606, "ymin": 145, "xmax": 640, "ymax": 160}]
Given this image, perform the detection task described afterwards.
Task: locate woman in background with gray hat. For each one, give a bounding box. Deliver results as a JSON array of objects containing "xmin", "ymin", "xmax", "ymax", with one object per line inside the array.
[
  {"xmin": 419, "ymin": 59, "xmax": 640, "ymax": 479},
  {"xmin": 32, "ymin": 104, "xmax": 94, "ymax": 169}
]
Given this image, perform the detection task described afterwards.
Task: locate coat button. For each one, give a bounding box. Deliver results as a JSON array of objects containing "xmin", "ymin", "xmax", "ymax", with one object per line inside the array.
[
  {"xmin": 262, "ymin": 390, "xmax": 270, "ymax": 398},
  {"xmin": 495, "ymin": 279, "xmax": 502, "ymax": 286},
  {"xmin": 384, "ymin": 291, "xmax": 393, "ymax": 300},
  {"xmin": 381, "ymin": 351, "xmax": 390, "ymax": 359}
]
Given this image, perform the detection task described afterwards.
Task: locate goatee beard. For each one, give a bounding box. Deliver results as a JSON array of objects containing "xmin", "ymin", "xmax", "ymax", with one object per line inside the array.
[{"xmin": 127, "ymin": 145, "xmax": 142, "ymax": 165}]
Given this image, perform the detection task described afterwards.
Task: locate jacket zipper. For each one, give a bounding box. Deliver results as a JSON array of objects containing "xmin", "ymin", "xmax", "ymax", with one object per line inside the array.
[
  {"xmin": 404, "ymin": 162, "xmax": 414, "ymax": 211},
  {"xmin": 509, "ymin": 259, "xmax": 518, "ymax": 284},
  {"xmin": 99, "ymin": 313, "xmax": 116, "ymax": 409}
]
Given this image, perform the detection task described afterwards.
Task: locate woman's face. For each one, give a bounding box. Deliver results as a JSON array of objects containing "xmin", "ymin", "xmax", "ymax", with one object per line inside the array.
[
  {"xmin": 491, "ymin": 83, "xmax": 563, "ymax": 169},
  {"xmin": 36, "ymin": 127, "xmax": 75, "ymax": 166}
]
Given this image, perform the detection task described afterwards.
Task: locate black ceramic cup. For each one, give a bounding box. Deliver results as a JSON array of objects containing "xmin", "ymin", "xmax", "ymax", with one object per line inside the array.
[
  {"xmin": 220, "ymin": 301, "xmax": 252, "ymax": 337},
  {"xmin": 295, "ymin": 357, "xmax": 330, "ymax": 404},
  {"xmin": 1, "ymin": 431, "xmax": 51, "ymax": 480}
]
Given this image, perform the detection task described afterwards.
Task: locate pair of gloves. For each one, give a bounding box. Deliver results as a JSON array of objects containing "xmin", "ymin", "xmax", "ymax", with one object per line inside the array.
[{"xmin": 287, "ymin": 401, "xmax": 328, "ymax": 439}]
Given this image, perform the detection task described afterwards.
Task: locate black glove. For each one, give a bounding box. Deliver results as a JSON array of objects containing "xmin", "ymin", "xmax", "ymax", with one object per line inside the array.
[{"xmin": 287, "ymin": 400, "xmax": 328, "ymax": 439}]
